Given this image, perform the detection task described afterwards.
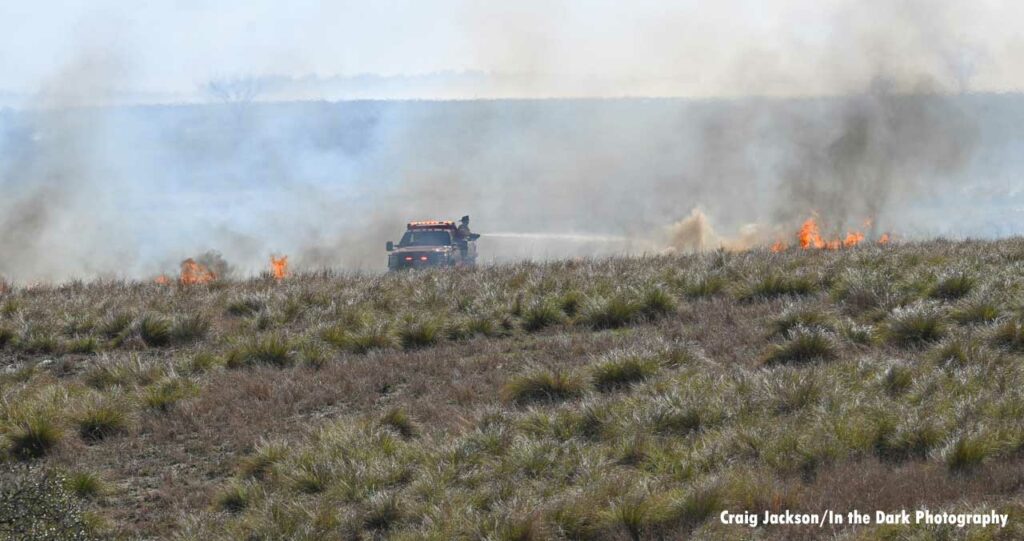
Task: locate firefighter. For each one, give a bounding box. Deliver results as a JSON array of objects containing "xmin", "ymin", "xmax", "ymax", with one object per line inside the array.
[
  {"xmin": 456, "ymin": 216, "xmax": 471, "ymax": 238},
  {"xmin": 455, "ymin": 216, "xmax": 471, "ymax": 258}
]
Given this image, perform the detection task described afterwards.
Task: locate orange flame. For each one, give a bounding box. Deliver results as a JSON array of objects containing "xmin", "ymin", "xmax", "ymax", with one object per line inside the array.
[
  {"xmin": 270, "ymin": 255, "xmax": 289, "ymax": 281},
  {"xmin": 843, "ymin": 231, "xmax": 865, "ymax": 248},
  {"xmin": 799, "ymin": 218, "xmax": 825, "ymax": 249},
  {"xmin": 154, "ymin": 274, "xmax": 171, "ymax": 285},
  {"xmin": 795, "ymin": 216, "xmax": 884, "ymax": 250},
  {"xmin": 179, "ymin": 258, "xmax": 217, "ymax": 285},
  {"xmin": 771, "ymin": 240, "xmax": 787, "ymax": 253}
]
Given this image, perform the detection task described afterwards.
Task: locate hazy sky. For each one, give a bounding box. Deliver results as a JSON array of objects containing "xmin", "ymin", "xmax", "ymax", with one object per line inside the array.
[{"xmin": 1, "ymin": 0, "xmax": 1022, "ymax": 99}]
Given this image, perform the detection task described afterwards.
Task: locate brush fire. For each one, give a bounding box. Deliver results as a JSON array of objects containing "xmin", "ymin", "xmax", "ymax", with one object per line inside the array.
[
  {"xmin": 271, "ymin": 255, "xmax": 289, "ymax": 280},
  {"xmin": 792, "ymin": 217, "xmax": 886, "ymax": 251},
  {"xmin": 153, "ymin": 258, "xmax": 218, "ymax": 286},
  {"xmin": 179, "ymin": 258, "xmax": 218, "ymax": 285},
  {"xmin": 669, "ymin": 209, "xmax": 892, "ymax": 254},
  {"xmin": 154, "ymin": 255, "xmax": 289, "ymax": 285},
  {"xmin": 770, "ymin": 217, "xmax": 888, "ymax": 252},
  {"xmin": 142, "ymin": 212, "xmax": 896, "ymax": 285}
]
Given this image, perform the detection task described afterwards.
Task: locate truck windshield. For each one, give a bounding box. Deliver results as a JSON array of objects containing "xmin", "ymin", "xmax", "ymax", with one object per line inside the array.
[{"xmin": 399, "ymin": 230, "xmax": 451, "ymax": 247}]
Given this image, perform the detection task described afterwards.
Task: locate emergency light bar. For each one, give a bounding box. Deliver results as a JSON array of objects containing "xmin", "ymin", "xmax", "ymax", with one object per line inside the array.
[{"xmin": 407, "ymin": 220, "xmax": 456, "ymax": 230}]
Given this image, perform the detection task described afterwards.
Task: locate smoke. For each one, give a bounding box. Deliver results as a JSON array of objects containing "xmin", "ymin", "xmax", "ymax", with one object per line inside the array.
[
  {"xmin": 0, "ymin": 1, "xmax": 1011, "ymax": 282},
  {"xmin": 666, "ymin": 209, "xmax": 776, "ymax": 253},
  {"xmin": 773, "ymin": 89, "xmax": 977, "ymax": 238},
  {"xmin": 0, "ymin": 49, "xmax": 138, "ymax": 282}
]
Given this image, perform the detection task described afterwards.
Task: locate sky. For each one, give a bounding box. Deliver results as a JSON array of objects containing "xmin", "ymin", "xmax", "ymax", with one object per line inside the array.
[{"xmin": 1, "ymin": 0, "xmax": 1023, "ymax": 101}]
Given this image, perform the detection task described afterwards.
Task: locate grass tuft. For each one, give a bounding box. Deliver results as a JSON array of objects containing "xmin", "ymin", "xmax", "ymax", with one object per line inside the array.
[
  {"xmin": 648, "ymin": 401, "xmax": 707, "ymax": 435},
  {"xmin": 930, "ymin": 272, "xmax": 976, "ymax": 300},
  {"xmin": 840, "ymin": 322, "xmax": 877, "ymax": 346},
  {"xmin": 945, "ymin": 433, "xmax": 993, "ymax": 473},
  {"xmin": 763, "ymin": 328, "xmax": 836, "ymax": 365},
  {"xmin": 876, "ymin": 420, "xmax": 946, "ymax": 462},
  {"xmin": 583, "ymin": 296, "xmax": 641, "ymax": 330},
  {"xmin": 378, "ymin": 408, "xmax": 419, "ymax": 439},
  {"xmin": 522, "ymin": 302, "xmax": 565, "ymax": 332},
  {"xmin": 951, "ymin": 298, "xmax": 1001, "ymax": 325},
  {"xmin": 213, "ymin": 481, "xmax": 259, "ymax": 513},
  {"xmin": 882, "ymin": 364, "xmax": 914, "ymax": 395},
  {"xmin": 932, "ymin": 337, "xmax": 987, "ymax": 368},
  {"xmin": 66, "ymin": 337, "xmax": 99, "ymax": 354},
  {"xmin": 606, "ymin": 491, "xmax": 679, "ymax": 541},
  {"xmin": 226, "ymin": 334, "xmax": 295, "ymax": 368},
  {"xmin": 186, "ymin": 352, "xmax": 223, "ymax": 374},
  {"xmin": 76, "ymin": 403, "xmax": 129, "ymax": 442},
  {"xmin": 321, "ymin": 324, "xmax": 353, "ymax": 349},
  {"xmin": 362, "ymin": 492, "xmax": 405, "ymax": 531},
  {"xmin": 398, "ymin": 318, "xmax": 442, "ymax": 349},
  {"xmin": 885, "ymin": 305, "xmax": 947, "ymax": 347},
  {"xmin": 138, "ymin": 314, "xmax": 172, "ymax": 347},
  {"xmin": 83, "ymin": 358, "xmax": 164, "ymax": 390},
  {"xmin": 770, "ymin": 308, "xmax": 835, "ymax": 337},
  {"xmin": 991, "ymin": 319, "xmax": 1024, "ymax": 352},
  {"xmin": 831, "ymin": 271, "xmax": 898, "ymax": 313},
  {"xmin": 345, "ymin": 324, "xmax": 398, "ymax": 354},
  {"xmin": 684, "ymin": 274, "xmax": 727, "ymax": 298},
  {"xmin": 99, "ymin": 312, "xmax": 133, "ymax": 339},
  {"xmin": 502, "ymin": 370, "xmax": 585, "ymax": 405},
  {"xmin": 771, "ymin": 371, "xmax": 822, "ymax": 413},
  {"xmin": 171, "ymin": 313, "xmax": 211, "ymax": 343},
  {"xmin": 559, "ymin": 290, "xmax": 583, "ymax": 317},
  {"xmin": 225, "ymin": 295, "xmax": 266, "ymax": 317},
  {"xmin": 6, "ymin": 415, "xmax": 63, "ymax": 459},
  {"xmin": 21, "ymin": 332, "xmax": 60, "ymax": 354},
  {"xmin": 638, "ymin": 288, "xmax": 676, "ymax": 318},
  {"xmin": 296, "ymin": 341, "xmax": 330, "ymax": 369},
  {"xmin": 239, "ymin": 439, "xmax": 288, "ymax": 479},
  {"xmin": 592, "ymin": 354, "xmax": 659, "ymax": 392},
  {"xmin": 142, "ymin": 378, "xmax": 196, "ymax": 412},
  {"xmin": 744, "ymin": 274, "xmax": 816, "ymax": 300},
  {"xmin": 66, "ymin": 471, "xmax": 106, "ymax": 499}
]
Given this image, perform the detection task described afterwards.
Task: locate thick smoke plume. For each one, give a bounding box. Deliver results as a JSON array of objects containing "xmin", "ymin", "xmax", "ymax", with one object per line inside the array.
[{"xmin": 0, "ymin": 1, "xmax": 1007, "ymax": 282}]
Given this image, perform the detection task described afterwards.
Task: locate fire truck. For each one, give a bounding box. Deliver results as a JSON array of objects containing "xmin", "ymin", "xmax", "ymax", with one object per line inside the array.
[{"xmin": 386, "ymin": 219, "xmax": 479, "ymax": 270}]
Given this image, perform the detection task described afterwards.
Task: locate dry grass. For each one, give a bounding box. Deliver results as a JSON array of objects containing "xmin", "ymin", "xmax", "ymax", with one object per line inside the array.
[{"xmin": 1, "ymin": 239, "xmax": 1024, "ymax": 539}]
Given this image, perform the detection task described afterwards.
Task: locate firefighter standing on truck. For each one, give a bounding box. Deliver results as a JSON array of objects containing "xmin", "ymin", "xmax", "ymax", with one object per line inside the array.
[{"xmin": 455, "ymin": 216, "xmax": 471, "ymax": 257}]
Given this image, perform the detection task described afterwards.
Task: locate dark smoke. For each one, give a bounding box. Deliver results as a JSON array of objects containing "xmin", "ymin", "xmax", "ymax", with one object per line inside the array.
[{"xmin": 773, "ymin": 87, "xmax": 977, "ymax": 238}]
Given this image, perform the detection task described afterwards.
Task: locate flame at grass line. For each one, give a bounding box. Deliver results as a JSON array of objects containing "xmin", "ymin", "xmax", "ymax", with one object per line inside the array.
[
  {"xmin": 179, "ymin": 258, "xmax": 217, "ymax": 285},
  {"xmin": 668, "ymin": 209, "xmax": 891, "ymax": 253},
  {"xmin": 843, "ymin": 231, "xmax": 865, "ymax": 248},
  {"xmin": 144, "ymin": 211, "xmax": 895, "ymax": 286},
  {"xmin": 777, "ymin": 216, "xmax": 887, "ymax": 251},
  {"xmin": 271, "ymin": 255, "xmax": 289, "ymax": 280},
  {"xmin": 154, "ymin": 258, "xmax": 218, "ymax": 285}
]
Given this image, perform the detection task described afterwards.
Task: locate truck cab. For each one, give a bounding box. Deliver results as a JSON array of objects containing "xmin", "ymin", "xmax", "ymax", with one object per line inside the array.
[{"xmin": 386, "ymin": 220, "xmax": 478, "ymax": 270}]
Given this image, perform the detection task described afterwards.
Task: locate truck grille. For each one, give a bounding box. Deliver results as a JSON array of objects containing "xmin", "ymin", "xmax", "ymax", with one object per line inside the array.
[{"xmin": 391, "ymin": 252, "xmax": 442, "ymax": 269}]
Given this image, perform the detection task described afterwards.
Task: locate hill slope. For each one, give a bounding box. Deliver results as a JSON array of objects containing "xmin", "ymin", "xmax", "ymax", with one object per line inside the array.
[{"xmin": 2, "ymin": 240, "xmax": 1024, "ymax": 539}]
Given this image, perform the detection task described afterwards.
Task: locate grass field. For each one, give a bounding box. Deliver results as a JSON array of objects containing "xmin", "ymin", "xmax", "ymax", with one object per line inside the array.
[{"xmin": 3, "ymin": 239, "xmax": 1024, "ymax": 540}]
